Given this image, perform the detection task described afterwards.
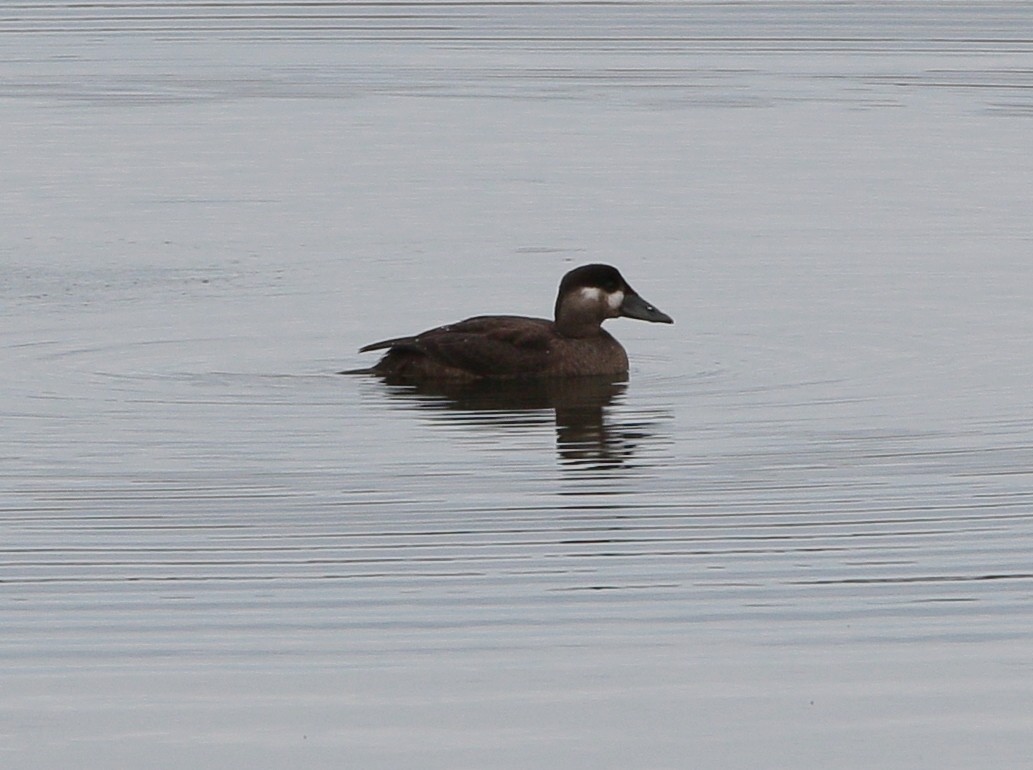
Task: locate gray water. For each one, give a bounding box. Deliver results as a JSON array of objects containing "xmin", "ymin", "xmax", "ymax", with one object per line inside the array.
[{"xmin": 3, "ymin": 2, "xmax": 1033, "ymax": 767}]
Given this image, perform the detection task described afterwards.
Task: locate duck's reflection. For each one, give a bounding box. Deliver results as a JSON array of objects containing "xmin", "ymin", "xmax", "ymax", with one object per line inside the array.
[{"xmin": 373, "ymin": 375, "xmax": 657, "ymax": 468}]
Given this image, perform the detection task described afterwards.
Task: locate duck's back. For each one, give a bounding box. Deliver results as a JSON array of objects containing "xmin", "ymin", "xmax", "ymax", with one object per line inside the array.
[{"xmin": 364, "ymin": 315, "xmax": 628, "ymax": 381}]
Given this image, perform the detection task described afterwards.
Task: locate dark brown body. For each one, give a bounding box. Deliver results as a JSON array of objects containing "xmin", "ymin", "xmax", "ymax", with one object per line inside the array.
[{"xmin": 365, "ymin": 316, "xmax": 630, "ymax": 381}]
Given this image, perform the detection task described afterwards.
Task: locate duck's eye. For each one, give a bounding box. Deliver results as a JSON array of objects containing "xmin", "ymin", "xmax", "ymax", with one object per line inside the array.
[{"xmin": 604, "ymin": 281, "xmax": 619, "ymax": 292}]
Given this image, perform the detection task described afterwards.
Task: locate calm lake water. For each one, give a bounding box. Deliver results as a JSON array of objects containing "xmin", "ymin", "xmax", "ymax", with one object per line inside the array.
[{"xmin": 3, "ymin": 2, "xmax": 1033, "ymax": 767}]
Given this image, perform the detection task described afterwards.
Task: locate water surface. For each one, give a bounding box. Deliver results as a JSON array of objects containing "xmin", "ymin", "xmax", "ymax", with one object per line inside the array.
[{"xmin": 2, "ymin": 2, "xmax": 1033, "ymax": 768}]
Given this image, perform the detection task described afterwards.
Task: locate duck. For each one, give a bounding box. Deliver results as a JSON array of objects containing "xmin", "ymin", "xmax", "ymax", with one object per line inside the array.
[{"xmin": 354, "ymin": 263, "xmax": 672, "ymax": 381}]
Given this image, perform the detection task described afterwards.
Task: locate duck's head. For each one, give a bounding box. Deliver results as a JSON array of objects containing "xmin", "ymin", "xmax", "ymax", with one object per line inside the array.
[{"xmin": 554, "ymin": 264, "xmax": 673, "ymax": 338}]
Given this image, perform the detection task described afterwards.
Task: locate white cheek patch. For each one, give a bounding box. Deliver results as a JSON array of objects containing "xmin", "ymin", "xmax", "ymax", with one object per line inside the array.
[{"xmin": 578, "ymin": 286, "xmax": 624, "ymax": 313}]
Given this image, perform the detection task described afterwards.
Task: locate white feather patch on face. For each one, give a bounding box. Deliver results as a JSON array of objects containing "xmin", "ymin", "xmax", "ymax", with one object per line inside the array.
[{"xmin": 577, "ymin": 286, "xmax": 624, "ymax": 314}]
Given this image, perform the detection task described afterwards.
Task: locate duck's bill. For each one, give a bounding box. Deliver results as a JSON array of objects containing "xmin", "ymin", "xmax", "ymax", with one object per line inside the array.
[{"xmin": 620, "ymin": 293, "xmax": 673, "ymax": 324}]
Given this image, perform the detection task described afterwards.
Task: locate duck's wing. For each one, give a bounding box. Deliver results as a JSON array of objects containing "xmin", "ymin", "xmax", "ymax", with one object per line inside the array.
[
  {"xmin": 420, "ymin": 317, "xmax": 553, "ymax": 376},
  {"xmin": 364, "ymin": 316, "xmax": 554, "ymax": 377}
]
